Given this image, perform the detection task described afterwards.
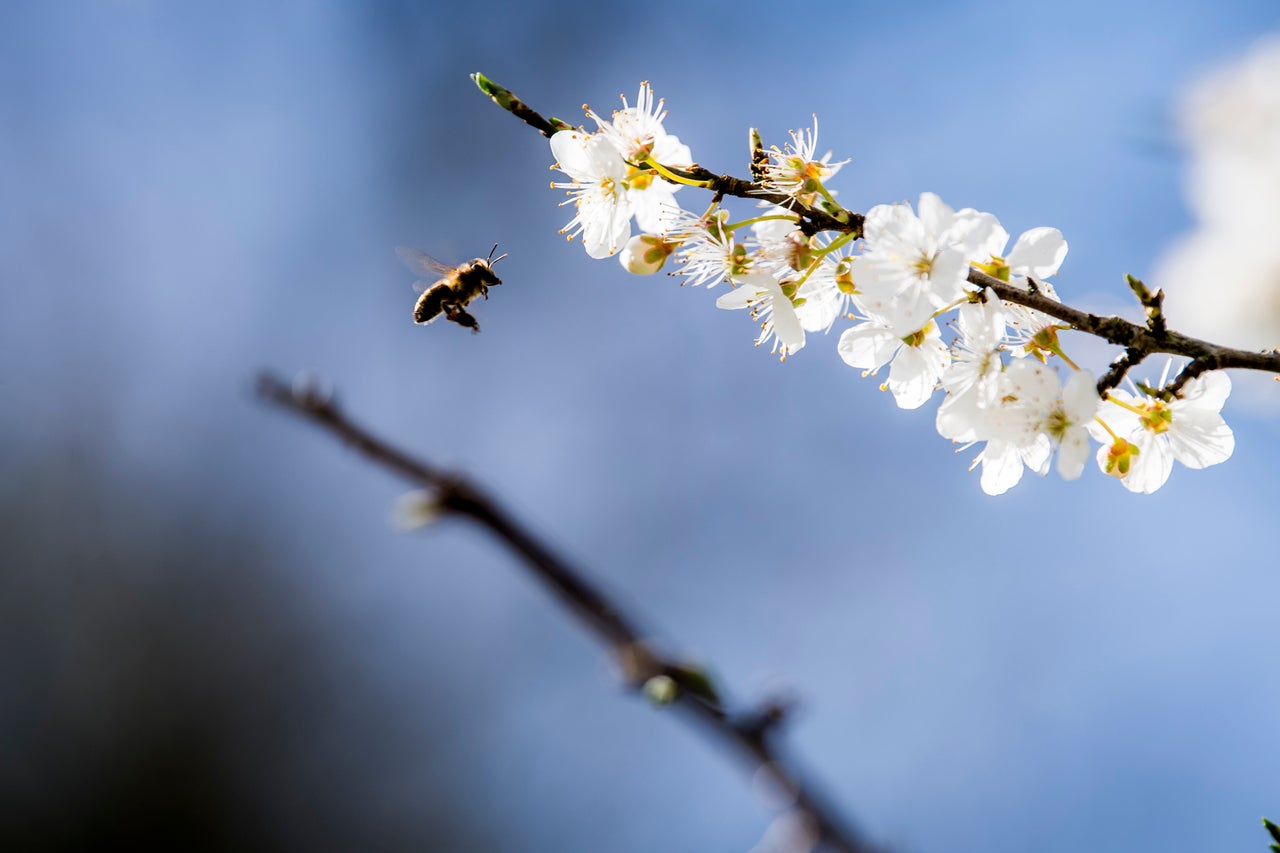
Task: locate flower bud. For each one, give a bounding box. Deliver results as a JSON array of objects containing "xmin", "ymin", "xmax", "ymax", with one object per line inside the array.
[
  {"xmin": 834, "ymin": 257, "xmax": 859, "ymax": 295},
  {"xmin": 619, "ymin": 234, "xmax": 675, "ymax": 275},
  {"xmin": 1100, "ymin": 437, "xmax": 1140, "ymax": 479}
]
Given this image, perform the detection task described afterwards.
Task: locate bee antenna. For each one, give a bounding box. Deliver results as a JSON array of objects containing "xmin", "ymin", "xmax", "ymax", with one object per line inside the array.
[
  {"xmin": 488, "ymin": 244, "xmax": 508, "ymax": 266},
  {"xmin": 487, "ymin": 243, "xmax": 500, "ymax": 263}
]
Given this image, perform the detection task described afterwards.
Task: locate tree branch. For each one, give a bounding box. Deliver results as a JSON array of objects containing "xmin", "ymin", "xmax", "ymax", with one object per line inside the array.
[
  {"xmin": 257, "ymin": 372, "xmax": 884, "ymax": 853},
  {"xmin": 473, "ymin": 72, "xmax": 1280, "ymax": 396},
  {"xmin": 970, "ymin": 269, "xmax": 1280, "ymax": 394}
]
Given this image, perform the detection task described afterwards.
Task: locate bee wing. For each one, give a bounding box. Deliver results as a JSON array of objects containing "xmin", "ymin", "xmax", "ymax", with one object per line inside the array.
[{"xmin": 395, "ymin": 246, "xmax": 455, "ymax": 278}]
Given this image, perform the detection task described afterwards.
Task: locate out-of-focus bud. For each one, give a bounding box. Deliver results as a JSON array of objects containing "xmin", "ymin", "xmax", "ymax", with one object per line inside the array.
[
  {"xmin": 391, "ymin": 490, "xmax": 443, "ymax": 530},
  {"xmin": 643, "ymin": 674, "xmax": 678, "ymax": 706}
]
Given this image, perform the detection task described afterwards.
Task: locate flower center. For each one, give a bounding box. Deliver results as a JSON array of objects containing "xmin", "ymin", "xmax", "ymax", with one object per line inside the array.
[
  {"xmin": 599, "ymin": 176, "xmax": 621, "ymax": 201},
  {"xmin": 901, "ymin": 322, "xmax": 935, "ymax": 348},
  {"xmin": 726, "ymin": 245, "xmax": 752, "ymax": 278},
  {"xmin": 1139, "ymin": 401, "xmax": 1173, "ymax": 434},
  {"xmin": 911, "ymin": 252, "xmax": 936, "ymax": 279},
  {"xmin": 785, "ymin": 233, "xmax": 814, "ymax": 272},
  {"xmin": 1044, "ymin": 407, "xmax": 1071, "ymax": 441}
]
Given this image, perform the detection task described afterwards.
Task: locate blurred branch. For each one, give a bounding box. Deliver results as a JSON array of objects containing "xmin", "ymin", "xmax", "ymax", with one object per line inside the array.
[{"xmin": 257, "ymin": 372, "xmax": 884, "ymax": 853}]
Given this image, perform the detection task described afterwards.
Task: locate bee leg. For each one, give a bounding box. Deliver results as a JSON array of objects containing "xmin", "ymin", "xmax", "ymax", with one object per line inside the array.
[{"xmin": 445, "ymin": 304, "xmax": 481, "ymax": 334}]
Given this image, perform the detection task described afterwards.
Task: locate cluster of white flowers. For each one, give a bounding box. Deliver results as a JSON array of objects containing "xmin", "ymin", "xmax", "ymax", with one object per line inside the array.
[{"xmin": 548, "ymin": 84, "xmax": 1236, "ymax": 495}]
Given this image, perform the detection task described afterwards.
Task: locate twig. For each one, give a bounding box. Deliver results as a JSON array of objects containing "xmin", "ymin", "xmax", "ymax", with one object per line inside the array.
[
  {"xmin": 1095, "ymin": 347, "xmax": 1147, "ymax": 396},
  {"xmin": 257, "ymin": 372, "xmax": 884, "ymax": 853}
]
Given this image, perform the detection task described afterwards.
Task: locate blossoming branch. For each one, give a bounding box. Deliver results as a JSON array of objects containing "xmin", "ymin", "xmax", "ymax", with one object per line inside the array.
[{"xmin": 473, "ymin": 73, "xmax": 1280, "ymax": 496}]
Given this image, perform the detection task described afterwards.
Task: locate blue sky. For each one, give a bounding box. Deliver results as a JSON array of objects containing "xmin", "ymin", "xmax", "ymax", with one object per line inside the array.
[{"xmin": 3, "ymin": 2, "xmax": 1279, "ymax": 850}]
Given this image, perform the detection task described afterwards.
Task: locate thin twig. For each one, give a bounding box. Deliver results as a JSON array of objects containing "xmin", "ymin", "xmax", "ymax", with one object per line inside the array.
[{"xmin": 257, "ymin": 372, "xmax": 884, "ymax": 853}]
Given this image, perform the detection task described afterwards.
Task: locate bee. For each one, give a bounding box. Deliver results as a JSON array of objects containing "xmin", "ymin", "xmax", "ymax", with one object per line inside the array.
[{"xmin": 396, "ymin": 244, "xmax": 507, "ymax": 333}]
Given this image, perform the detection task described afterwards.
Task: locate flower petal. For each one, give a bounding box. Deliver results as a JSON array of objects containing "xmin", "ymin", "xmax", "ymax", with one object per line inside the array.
[
  {"xmin": 837, "ymin": 323, "xmax": 898, "ymax": 371},
  {"xmin": 949, "ymin": 210, "xmax": 1008, "ymax": 261},
  {"xmin": 1177, "ymin": 370, "xmax": 1232, "ymax": 412},
  {"xmin": 1057, "ymin": 426, "xmax": 1091, "ymax": 480},
  {"xmin": 1122, "ymin": 433, "xmax": 1174, "ymax": 493},
  {"xmin": 715, "ymin": 285, "xmax": 762, "ymax": 310},
  {"xmin": 1006, "ymin": 227, "xmax": 1068, "ymax": 279},
  {"xmin": 917, "ymin": 192, "xmax": 955, "ymax": 237},
  {"xmin": 979, "ymin": 440, "xmax": 1025, "ymax": 495},
  {"xmin": 887, "ymin": 343, "xmax": 946, "ymax": 409},
  {"xmin": 1167, "ymin": 413, "xmax": 1234, "ymax": 468},
  {"xmin": 1062, "ymin": 370, "xmax": 1101, "ymax": 422}
]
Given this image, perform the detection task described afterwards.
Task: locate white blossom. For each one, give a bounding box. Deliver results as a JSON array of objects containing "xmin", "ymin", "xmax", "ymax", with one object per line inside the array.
[
  {"xmin": 838, "ymin": 317, "xmax": 950, "ymax": 410},
  {"xmin": 550, "ymin": 83, "xmax": 690, "ymax": 259},
  {"xmin": 939, "ymin": 360, "xmax": 1100, "ymax": 494},
  {"xmin": 756, "ymin": 116, "xmax": 847, "ymax": 207},
  {"xmin": 975, "ymin": 227, "xmax": 1071, "ymax": 349},
  {"xmin": 1091, "ymin": 368, "xmax": 1234, "ymax": 493},
  {"xmin": 590, "ymin": 82, "xmax": 692, "ymax": 169},
  {"xmin": 855, "ymin": 193, "xmax": 1003, "ymax": 333},
  {"xmin": 748, "ymin": 212, "xmax": 851, "ymax": 334},
  {"xmin": 551, "ymin": 130, "xmax": 636, "ymax": 259},
  {"xmin": 716, "ymin": 271, "xmax": 806, "ymax": 359},
  {"xmin": 668, "ymin": 210, "xmax": 744, "ymax": 288},
  {"xmin": 940, "ymin": 292, "xmax": 1008, "ymax": 407}
]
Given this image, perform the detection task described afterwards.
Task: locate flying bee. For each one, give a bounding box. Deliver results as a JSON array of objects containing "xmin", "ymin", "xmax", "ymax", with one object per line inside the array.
[{"xmin": 396, "ymin": 244, "xmax": 507, "ymax": 333}]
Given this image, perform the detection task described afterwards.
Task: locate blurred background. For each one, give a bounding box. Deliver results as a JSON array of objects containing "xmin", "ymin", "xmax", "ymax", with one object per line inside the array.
[{"xmin": 3, "ymin": 1, "xmax": 1279, "ymax": 850}]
